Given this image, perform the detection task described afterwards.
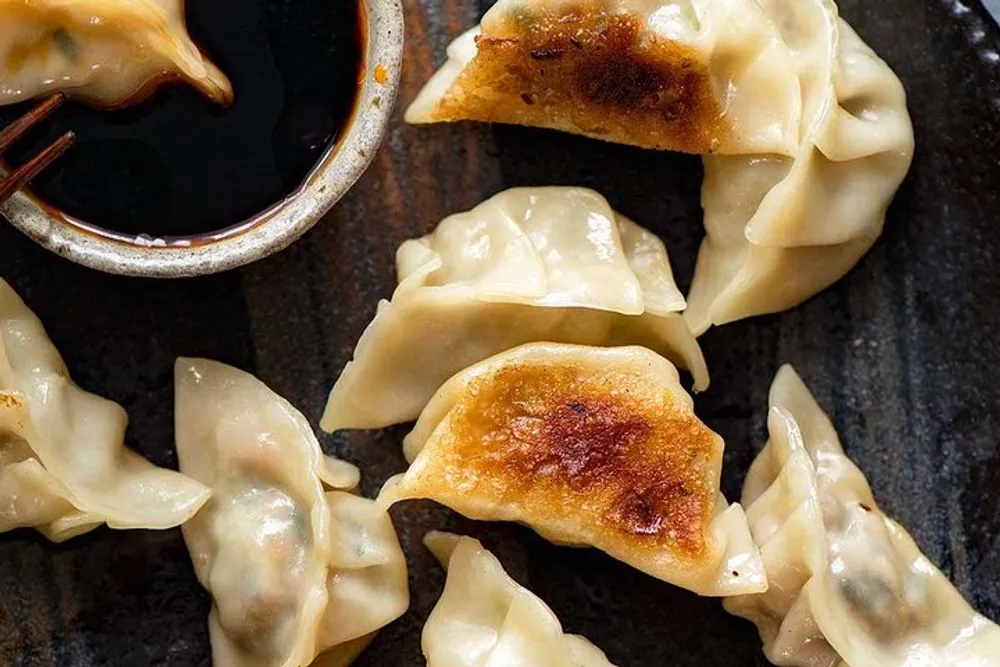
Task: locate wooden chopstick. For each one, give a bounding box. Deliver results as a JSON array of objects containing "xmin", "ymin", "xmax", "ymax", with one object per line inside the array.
[
  {"xmin": 0, "ymin": 93, "xmax": 66, "ymax": 153},
  {"xmin": 0, "ymin": 93, "xmax": 76, "ymax": 204},
  {"xmin": 0, "ymin": 131, "xmax": 76, "ymax": 203}
]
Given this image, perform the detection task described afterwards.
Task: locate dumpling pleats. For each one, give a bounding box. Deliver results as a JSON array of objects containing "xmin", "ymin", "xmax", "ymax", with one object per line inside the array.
[
  {"xmin": 0, "ymin": 279, "xmax": 209, "ymax": 542},
  {"xmin": 0, "ymin": 393, "xmax": 103, "ymax": 540},
  {"xmin": 726, "ymin": 366, "xmax": 1000, "ymax": 667},
  {"xmin": 422, "ymin": 531, "xmax": 617, "ymax": 667},
  {"xmin": 317, "ymin": 491, "xmax": 410, "ymax": 655},
  {"xmin": 685, "ymin": 2, "xmax": 914, "ymax": 333}
]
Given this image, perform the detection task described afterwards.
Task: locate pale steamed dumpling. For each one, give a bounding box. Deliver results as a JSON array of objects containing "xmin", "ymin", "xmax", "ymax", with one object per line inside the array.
[
  {"xmin": 685, "ymin": 2, "xmax": 914, "ymax": 333},
  {"xmin": 0, "ymin": 278, "xmax": 209, "ymax": 542},
  {"xmin": 379, "ymin": 343, "xmax": 766, "ymax": 597},
  {"xmin": 422, "ymin": 531, "xmax": 616, "ymax": 667},
  {"xmin": 726, "ymin": 366, "xmax": 1000, "ymax": 667},
  {"xmin": 406, "ymin": 0, "xmax": 914, "ymax": 331},
  {"xmin": 175, "ymin": 358, "xmax": 408, "ymax": 667},
  {"xmin": 321, "ymin": 186, "xmax": 707, "ymax": 432},
  {"xmin": 0, "ymin": 0, "xmax": 232, "ymax": 107}
]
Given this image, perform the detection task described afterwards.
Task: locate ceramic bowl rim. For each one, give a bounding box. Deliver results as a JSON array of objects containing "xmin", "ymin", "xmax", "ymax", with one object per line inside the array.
[{"xmin": 0, "ymin": 0, "xmax": 404, "ymax": 278}]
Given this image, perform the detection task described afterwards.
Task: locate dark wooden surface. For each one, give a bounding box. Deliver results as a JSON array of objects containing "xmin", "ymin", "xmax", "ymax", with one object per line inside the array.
[{"xmin": 2, "ymin": 0, "xmax": 1000, "ymax": 665}]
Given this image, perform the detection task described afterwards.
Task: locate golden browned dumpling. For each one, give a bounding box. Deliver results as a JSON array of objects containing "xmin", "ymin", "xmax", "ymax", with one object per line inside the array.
[
  {"xmin": 0, "ymin": 0, "xmax": 232, "ymax": 107},
  {"xmin": 406, "ymin": 0, "xmax": 802, "ymax": 155},
  {"xmin": 379, "ymin": 343, "xmax": 765, "ymax": 596}
]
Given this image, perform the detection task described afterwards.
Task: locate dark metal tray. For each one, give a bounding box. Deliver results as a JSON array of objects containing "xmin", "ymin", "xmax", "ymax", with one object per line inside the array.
[{"xmin": 2, "ymin": 0, "xmax": 1000, "ymax": 664}]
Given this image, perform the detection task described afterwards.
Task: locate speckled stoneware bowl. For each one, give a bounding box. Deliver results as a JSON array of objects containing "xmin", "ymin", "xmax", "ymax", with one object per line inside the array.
[{"xmin": 0, "ymin": 0, "xmax": 403, "ymax": 278}]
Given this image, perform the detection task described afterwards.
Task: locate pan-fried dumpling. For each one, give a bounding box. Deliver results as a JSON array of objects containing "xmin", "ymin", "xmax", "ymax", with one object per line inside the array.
[
  {"xmin": 407, "ymin": 0, "xmax": 914, "ymax": 332},
  {"xmin": 0, "ymin": 279, "xmax": 209, "ymax": 542},
  {"xmin": 378, "ymin": 343, "xmax": 765, "ymax": 596},
  {"xmin": 175, "ymin": 359, "xmax": 408, "ymax": 667},
  {"xmin": 726, "ymin": 366, "xmax": 1000, "ymax": 666},
  {"xmin": 321, "ymin": 187, "xmax": 708, "ymax": 432},
  {"xmin": 405, "ymin": 0, "xmax": 802, "ymax": 155},
  {"xmin": 422, "ymin": 531, "xmax": 616, "ymax": 667},
  {"xmin": 684, "ymin": 6, "xmax": 914, "ymax": 333},
  {"xmin": 0, "ymin": 0, "xmax": 233, "ymax": 107}
]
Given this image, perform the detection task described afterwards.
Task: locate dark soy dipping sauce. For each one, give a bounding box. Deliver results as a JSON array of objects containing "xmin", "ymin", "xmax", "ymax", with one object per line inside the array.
[{"xmin": 0, "ymin": 0, "xmax": 364, "ymax": 240}]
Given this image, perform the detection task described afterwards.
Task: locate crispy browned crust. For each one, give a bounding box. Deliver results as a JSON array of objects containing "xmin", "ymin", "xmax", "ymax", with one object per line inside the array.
[
  {"xmin": 427, "ymin": 361, "xmax": 718, "ymax": 558},
  {"xmin": 434, "ymin": 5, "xmax": 726, "ymax": 153}
]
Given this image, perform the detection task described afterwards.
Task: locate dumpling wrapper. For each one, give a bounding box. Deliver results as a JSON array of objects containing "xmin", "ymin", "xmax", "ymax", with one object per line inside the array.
[
  {"xmin": 422, "ymin": 531, "xmax": 616, "ymax": 667},
  {"xmin": 317, "ymin": 491, "xmax": 410, "ymax": 665},
  {"xmin": 175, "ymin": 358, "xmax": 408, "ymax": 667},
  {"xmin": 407, "ymin": 0, "xmax": 914, "ymax": 333},
  {"xmin": 0, "ymin": 392, "xmax": 103, "ymax": 539},
  {"xmin": 0, "ymin": 0, "xmax": 232, "ymax": 107},
  {"xmin": 726, "ymin": 366, "xmax": 1000, "ymax": 667},
  {"xmin": 406, "ymin": 0, "xmax": 802, "ymax": 155},
  {"xmin": 379, "ymin": 343, "xmax": 765, "ymax": 597},
  {"xmin": 685, "ymin": 3, "xmax": 914, "ymax": 333},
  {"xmin": 322, "ymin": 187, "xmax": 707, "ymax": 432},
  {"xmin": 0, "ymin": 278, "xmax": 209, "ymax": 542}
]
